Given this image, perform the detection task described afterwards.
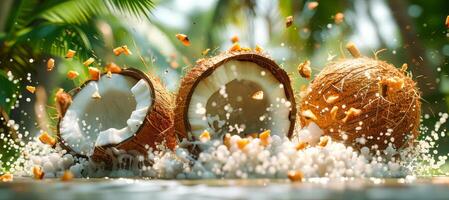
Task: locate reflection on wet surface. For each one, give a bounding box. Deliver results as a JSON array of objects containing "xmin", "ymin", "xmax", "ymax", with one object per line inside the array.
[{"xmin": 1, "ymin": 178, "xmax": 449, "ymax": 200}]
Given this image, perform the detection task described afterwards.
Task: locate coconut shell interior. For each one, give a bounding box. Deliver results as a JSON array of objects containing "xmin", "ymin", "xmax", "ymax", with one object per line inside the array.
[
  {"xmin": 57, "ymin": 68, "xmax": 175, "ymax": 163},
  {"xmin": 175, "ymin": 51, "xmax": 296, "ymax": 144}
]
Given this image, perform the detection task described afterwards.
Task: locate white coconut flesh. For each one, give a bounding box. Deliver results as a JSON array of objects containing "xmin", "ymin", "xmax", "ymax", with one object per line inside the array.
[
  {"xmin": 188, "ymin": 60, "xmax": 292, "ymax": 140},
  {"xmin": 59, "ymin": 74, "xmax": 152, "ymax": 156}
]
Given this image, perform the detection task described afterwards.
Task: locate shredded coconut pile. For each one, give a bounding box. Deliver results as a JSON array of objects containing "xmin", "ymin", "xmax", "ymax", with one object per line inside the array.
[{"xmin": 7, "ymin": 115, "xmax": 449, "ymax": 180}]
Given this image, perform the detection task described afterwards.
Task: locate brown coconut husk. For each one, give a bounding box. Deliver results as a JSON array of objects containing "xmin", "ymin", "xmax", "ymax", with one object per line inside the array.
[
  {"xmin": 175, "ymin": 50, "xmax": 297, "ymax": 146},
  {"xmin": 56, "ymin": 68, "xmax": 176, "ymax": 163},
  {"xmin": 298, "ymin": 55, "xmax": 421, "ymax": 150}
]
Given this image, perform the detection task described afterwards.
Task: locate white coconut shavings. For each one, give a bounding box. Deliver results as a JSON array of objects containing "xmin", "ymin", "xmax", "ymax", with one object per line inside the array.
[{"xmin": 10, "ymin": 114, "xmax": 449, "ymax": 181}]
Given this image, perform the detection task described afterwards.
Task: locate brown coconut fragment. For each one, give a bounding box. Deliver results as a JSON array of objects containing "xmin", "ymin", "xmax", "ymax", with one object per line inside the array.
[
  {"xmin": 285, "ymin": 16, "xmax": 294, "ymax": 28},
  {"xmin": 254, "ymin": 45, "xmax": 263, "ymax": 53},
  {"xmin": 446, "ymin": 15, "xmax": 449, "ymax": 28},
  {"xmin": 47, "ymin": 58, "xmax": 55, "ymax": 71},
  {"xmin": 65, "ymin": 50, "xmax": 76, "ymax": 59},
  {"xmin": 176, "ymin": 34, "xmax": 190, "ymax": 46},
  {"xmin": 32, "ymin": 166, "xmax": 45, "ymax": 180},
  {"xmin": 295, "ymin": 141, "xmax": 307, "ymax": 151},
  {"xmin": 334, "ymin": 12, "xmax": 345, "ymax": 24},
  {"xmin": 287, "ymin": 170, "xmax": 303, "ymax": 182},
  {"xmin": 38, "ymin": 132, "xmax": 56, "ymax": 146},
  {"xmin": 175, "ymin": 51, "xmax": 296, "ymax": 153},
  {"xmin": 83, "ymin": 57, "xmax": 95, "ymax": 67},
  {"xmin": 298, "ymin": 56, "xmax": 421, "ymax": 150},
  {"xmin": 55, "ymin": 89, "xmax": 72, "ymax": 117},
  {"xmin": 259, "ymin": 130, "xmax": 271, "ymax": 146},
  {"xmin": 229, "ymin": 43, "xmax": 241, "ymax": 52},
  {"xmin": 237, "ymin": 138, "xmax": 249, "ymax": 150},
  {"xmin": 346, "ymin": 42, "xmax": 361, "ymax": 58},
  {"xmin": 297, "ymin": 60, "xmax": 312, "ymax": 79},
  {"xmin": 105, "ymin": 62, "xmax": 122, "ymax": 73},
  {"xmin": 199, "ymin": 130, "xmax": 211, "ymax": 143},
  {"xmin": 307, "ymin": 2, "xmax": 319, "ymax": 10},
  {"xmin": 61, "ymin": 170, "xmax": 73, "ymax": 181},
  {"xmin": 251, "ymin": 90, "xmax": 264, "ymax": 100},
  {"xmin": 57, "ymin": 68, "xmax": 176, "ymax": 164},
  {"xmin": 67, "ymin": 71, "xmax": 79, "ymax": 80},
  {"xmin": 231, "ymin": 35, "xmax": 239, "ymax": 43},
  {"xmin": 318, "ymin": 136, "xmax": 330, "ymax": 147},
  {"xmin": 0, "ymin": 173, "xmax": 13, "ymax": 182},
  {"xmin": 113, "ymin": 45, "xmax": 132, "ymax": 56},
  {"xmin": 88, "ymin": 67, "xmax": 101, "ymax": 81},
  {"xmin": 26, "ymin": 86, "xmax": 36, "ymax": 94}
]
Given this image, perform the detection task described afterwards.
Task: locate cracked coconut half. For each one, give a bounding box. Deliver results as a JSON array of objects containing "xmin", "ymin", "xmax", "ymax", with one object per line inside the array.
[
  {"xmin": 175, "ymin": 50, "xmax": 296, "ymax": 150},
  {"xmin": 57, "ymin": 68, "xmax": 175, "ymax": 162}
]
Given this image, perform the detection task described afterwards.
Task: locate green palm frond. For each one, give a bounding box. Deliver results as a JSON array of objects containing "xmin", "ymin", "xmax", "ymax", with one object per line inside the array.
[
  {"xmin": 40, "ymin": 0, "xmax": 154, "ymax": 25},
  {"xmin": 1, "ymin": 0, "xmax": 154, "ymax": 76},
  {"xmin": 4, "ymin": 0, "xmax": 40, "ymax": 36},
  {"xmin": 106, "ymin": 0, "xmax": 154, "ymax": 20}
]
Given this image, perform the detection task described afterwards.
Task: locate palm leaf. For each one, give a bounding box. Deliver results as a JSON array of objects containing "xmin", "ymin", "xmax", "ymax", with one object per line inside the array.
[{"xmin": 40, "ymin": 0, "xmax": 153, "ymax": 25}]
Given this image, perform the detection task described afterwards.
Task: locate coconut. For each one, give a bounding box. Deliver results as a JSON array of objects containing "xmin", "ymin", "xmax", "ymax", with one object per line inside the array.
[
  {"xmin": 56, "ymin": 68, "xmax": 175, "ymax": 163},
  {"xmin": 175, "ymin": 50, "xmax": 296, "ymax": 151},
  {"xmin": 298, "ymin": 43, "xmax": 421, "ymax": 150}
]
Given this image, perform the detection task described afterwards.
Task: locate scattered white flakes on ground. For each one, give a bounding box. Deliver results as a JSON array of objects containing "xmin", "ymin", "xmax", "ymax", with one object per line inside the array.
[{"xmin": 7, "ymin": 114, "xmax": 448, "ymax": 181}]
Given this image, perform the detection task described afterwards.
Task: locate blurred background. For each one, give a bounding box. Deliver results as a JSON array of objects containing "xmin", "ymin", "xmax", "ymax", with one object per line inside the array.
[{"xmin": 0, "ymin": 0, "xmax": 448, "ymax": 172}]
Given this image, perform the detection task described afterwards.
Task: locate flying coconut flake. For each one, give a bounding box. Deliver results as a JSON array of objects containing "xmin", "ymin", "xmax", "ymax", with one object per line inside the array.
[
  {"xmin": 231, "ymin": 35, "xmax": 239, "ymax": 43},
  {"xmin": 65, "ymin": 49, "xmax": 76, "ymax": 59},
  {"xmin": 229, "ymin": 43, "xmax": 241, "ymax": 51},
  {"xmin": 201, "ymin": 48, "xmax": 210, "ymax": 56},
  {"xmin": 297, "ymin": 60, "xmax": 312, "ymax": 79},
  {"xmin": 307, "ymin": 2, "xmax": 319, "ymax": 10},
  {"xmin": 285, "ymin": 16, "xmax": 294, "ymax": 28},
  {"xmin": 445, "ymin": 15, "xmax": 449, "ymax": 28},
  {"xmin": 251, "ymin": 90, "xmax": 264, "ymax": 100},
  {"xmin": 255, "ymin": 45, "xmax": 263, "ymax": 53},
  {"xmin": 113, "ymin": 45, "xmax": 132, "ymax": 56},
  {"xmin": 176, "ymin": 34, "xmax": 190, "ymax": 46},
  {"xmin": 66, "ymin": 71, "xmax": 79, "ymax": 80},
  {"xmin": 83, "ymin": 57, "xmax": 95, "ymax": 66},
  {"xmin": 47, "ymin": 58, "xmax": 55, "ymax": 71},
  {"xmin": 26, "ymin": 86, "xmax": 36, "ymax": 94},
  {"xmin": 334, "ymin": 12, "xmax": 345, "ymax": 24},
  {"xmin": 0, "ymin": 173, "xmax": 13, "ymax": 182}
]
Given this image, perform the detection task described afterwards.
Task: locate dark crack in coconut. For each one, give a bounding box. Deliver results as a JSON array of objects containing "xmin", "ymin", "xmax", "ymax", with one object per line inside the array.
[
  {"xmin": 56, "ymin": 68, "xmax": 175, "ymax": 163},
  {"xmin": 298, "ymin": 43, "xmax": 421, "ymax": 150},
  {"xmin": 175, "ymin": 50, "xmax": 296, "ymax": 151}
]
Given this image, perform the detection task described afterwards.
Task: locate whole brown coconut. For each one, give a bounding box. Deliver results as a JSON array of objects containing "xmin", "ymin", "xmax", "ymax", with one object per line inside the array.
[
  {"xmin": 298, "ymin": 44, "xmax": 421, "ymax": 150},
  {"xmin": 175, "ymin": 49, "xmax": 296, "ymax": 151},
  {"xmin": 56, "ymin": 68, "xmax": 175, "ymax": 164}
]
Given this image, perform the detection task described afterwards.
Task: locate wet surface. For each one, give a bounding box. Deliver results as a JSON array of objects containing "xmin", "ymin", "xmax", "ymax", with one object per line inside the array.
[{"xmin": 1, "ymin": 177, "xmax": 449, "ymax": 200}]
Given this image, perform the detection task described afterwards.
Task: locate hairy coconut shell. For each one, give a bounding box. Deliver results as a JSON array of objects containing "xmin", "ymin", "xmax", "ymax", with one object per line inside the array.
[
  {"xmin": 57, "ymin": 68, "xmax": 175, "ymax": 163},
  {"xmin": 298, "ymin": 57, "xmax": 421, "ymax": 150},
  {"xmin": 175, "ymin": 50, "xmax": 296, "ymax": 144}
]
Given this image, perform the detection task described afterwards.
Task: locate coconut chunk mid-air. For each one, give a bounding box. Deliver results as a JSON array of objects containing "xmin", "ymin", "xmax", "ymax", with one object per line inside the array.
[
  {"xmin": 175, "ymin": 50, "xmax": 296, "ymax": 150},
  {"xmin": 57, "ymin": 68, "xmax": 175, "ymax": 162}
]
